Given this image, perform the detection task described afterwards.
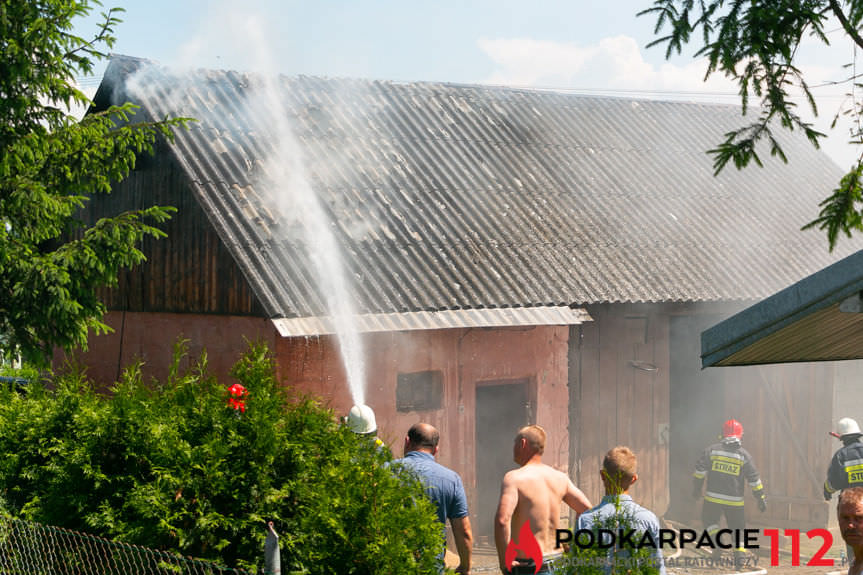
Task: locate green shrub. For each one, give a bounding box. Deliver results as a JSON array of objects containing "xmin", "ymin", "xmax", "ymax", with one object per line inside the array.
[
  {"xmin": 560, "ymin": 500, "xmax": 661, "ymax": 575},
  {"xmin": 0, "ymin": 341, "xmax": 442, "ymax": 574},
  {"xmin": 0, "ymin": 358, "xmax": 39, "ymax": 381}
]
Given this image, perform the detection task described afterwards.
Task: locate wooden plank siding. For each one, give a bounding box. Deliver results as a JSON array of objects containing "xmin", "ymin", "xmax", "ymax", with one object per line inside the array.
[
  {"xmin": 574, "ymin": 303, "xmax": 838, "ymax": 530},
  {"xmin": 81, "ymin": 145, "xmax": 266, "ymax": 317},
  {"xmin": 723, "ymin": 362, "xmax": 836, "ymax": 528},
  {"xmin": 664, "ymin": 308, "xmax": 838, "ymax": 530},
  {"xmin": 574, "ymin": 304, "xmax": 671, "ymax": 516}
]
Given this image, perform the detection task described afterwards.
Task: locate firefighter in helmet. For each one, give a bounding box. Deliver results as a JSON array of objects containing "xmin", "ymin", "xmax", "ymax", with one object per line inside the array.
[
  {"xmin": 345, "ymin": 404, "xmax": 386, "ymax": 452},
  {"xmin": 824, "ymin": 417, "xmax": 863, "ymax": 500},
  {"xmin": 692, "ymin": 419, "xmax": 766, "ymax": 558}
]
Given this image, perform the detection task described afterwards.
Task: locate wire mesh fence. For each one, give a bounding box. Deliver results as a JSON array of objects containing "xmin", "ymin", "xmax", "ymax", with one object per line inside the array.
[{"xmin": 0, "ymin": 516, "xmax": 255, "ymax": 575}]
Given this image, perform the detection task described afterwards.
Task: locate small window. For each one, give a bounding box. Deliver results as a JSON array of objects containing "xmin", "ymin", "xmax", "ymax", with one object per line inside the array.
[{"xmin": 396, "ymin": 370, "xmax": 443, "ymax": 412}]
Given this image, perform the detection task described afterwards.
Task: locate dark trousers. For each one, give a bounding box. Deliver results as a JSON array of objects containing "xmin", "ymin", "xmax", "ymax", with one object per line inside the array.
[
  {"xmin": 702, "ymin": 500, "xmax": 745, "ymax": 535},
  {"xmin": 509, "ymin": 557, "xmax": 559, "ymax": 574}
]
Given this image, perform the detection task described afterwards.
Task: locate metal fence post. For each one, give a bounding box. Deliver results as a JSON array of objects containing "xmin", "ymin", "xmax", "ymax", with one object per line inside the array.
[{"xmin": 264, "ymin": 521, "xmax": 280, "ymax": 575}]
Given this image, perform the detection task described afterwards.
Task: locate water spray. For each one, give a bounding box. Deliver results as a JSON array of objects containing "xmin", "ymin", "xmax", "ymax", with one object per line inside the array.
[{"xmin": 239, "ymin": 15, "xmax": 368, "ymax": 407}]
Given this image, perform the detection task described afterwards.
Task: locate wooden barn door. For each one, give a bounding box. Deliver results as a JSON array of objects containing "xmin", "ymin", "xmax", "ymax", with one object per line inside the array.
[
  {"xmin": 668, "ymin": 315, "xmax": 725, "ymax": 523},
  {"xmin": 475, "ymin": 380, "xmax": 531, "ymax": 539}
]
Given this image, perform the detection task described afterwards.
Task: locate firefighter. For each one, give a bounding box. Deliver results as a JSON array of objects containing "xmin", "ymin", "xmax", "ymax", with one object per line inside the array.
[
  {"xmin": 692, "ymin": 419, "xmax": 766, "ymax": 559},
  {"xmin": 824, "ymin": 417, "xmax": 863, "ymax": 500},
  {"xmin": 825, "ymin": 417, "xmax": 863, "ymax": 565},
  {"xmin": 345, "ymin": 404, "xmax": 387, "ymax": 452}
]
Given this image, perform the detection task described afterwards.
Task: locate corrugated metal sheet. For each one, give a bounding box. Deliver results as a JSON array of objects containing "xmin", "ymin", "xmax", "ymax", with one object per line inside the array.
[
  {"xmin": 702, "ymin": 249, "xmax": 863, "ymax": 366},
  {"xmin": 94, "ymin": 55, "xmax": 863, "ymax": 322},
  {"xmin": 272, "ymin": 305, "xmax": 591, "ymax": 336}
]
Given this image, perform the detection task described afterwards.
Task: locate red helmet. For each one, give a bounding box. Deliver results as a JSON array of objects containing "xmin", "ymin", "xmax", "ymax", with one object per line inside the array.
[{"xmin": 723, "ymin": 419, "xmax": 743, "ymax": 439}]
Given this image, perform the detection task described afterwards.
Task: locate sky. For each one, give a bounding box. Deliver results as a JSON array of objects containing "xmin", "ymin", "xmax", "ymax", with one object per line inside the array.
[{"xmin": 74, "ymin": 0, "xmax": 863, "ymax": 168}]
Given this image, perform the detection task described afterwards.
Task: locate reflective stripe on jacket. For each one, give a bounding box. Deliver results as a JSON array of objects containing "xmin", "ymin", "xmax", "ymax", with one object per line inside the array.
[
  {"xmin": 693, "ymin": 440, "xmax": 763, "ymax": 506},
  {"xmin": 825, "ymin": 441, "xmax": 863, "ymax": 495}
]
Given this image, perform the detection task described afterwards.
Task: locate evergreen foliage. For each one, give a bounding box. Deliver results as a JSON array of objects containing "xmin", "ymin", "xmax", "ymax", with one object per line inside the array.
[
  {"xmin": 0, "ymin": 342, "xmax": 443, "ymax": 574},
  {"xmin": 0, "ymin": 0, "xmax": 190, "ymax": 365}
]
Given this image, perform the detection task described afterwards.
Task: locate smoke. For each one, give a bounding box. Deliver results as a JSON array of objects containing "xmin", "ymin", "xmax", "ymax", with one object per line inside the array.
[
  {"xmin": 477, "ymin": 33, "xmax": 860, "ymax": 169},
  {"xmin": 123, "ymin": 2, "xmax": 369, "ymax": 406}
]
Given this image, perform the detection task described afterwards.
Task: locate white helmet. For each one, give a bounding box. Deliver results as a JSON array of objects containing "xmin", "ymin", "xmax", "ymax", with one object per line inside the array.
[
  {"xmin": 347, "ymin": 404, "xmax": 377, "ymax": 435},
  {"xmin": 837, "ymin": 417, "xmax": 862, "ymax": 437}
]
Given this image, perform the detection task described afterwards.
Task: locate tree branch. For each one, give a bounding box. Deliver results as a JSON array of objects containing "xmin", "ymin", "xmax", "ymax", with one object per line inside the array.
[{"xmin": 828, "ymin": 0, "xmax": 863, "ymax": 51}]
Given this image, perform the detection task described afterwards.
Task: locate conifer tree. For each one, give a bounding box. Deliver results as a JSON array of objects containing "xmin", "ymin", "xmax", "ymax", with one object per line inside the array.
[{"xmin": 0, "ymin": 0, "xmax": 188, "ymax": 364}]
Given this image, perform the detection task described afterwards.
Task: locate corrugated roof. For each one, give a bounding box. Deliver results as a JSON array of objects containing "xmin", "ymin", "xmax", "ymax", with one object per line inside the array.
[
  {"xmin": 702, "ymin": 249, "xmax": 863, "ymax": 367},
  {"xmin": 272, "ymin": 305, "xmax": 592, "ymax": 337},
  {"xmin": 94, "ymin": 55, "xmax": 863, "ymax": 322}
]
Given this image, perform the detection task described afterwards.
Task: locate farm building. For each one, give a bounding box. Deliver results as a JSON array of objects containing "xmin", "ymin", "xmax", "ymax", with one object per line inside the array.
[{"xmin": 67, "ymin": 54, "xmax": 863, "ymax": 540}]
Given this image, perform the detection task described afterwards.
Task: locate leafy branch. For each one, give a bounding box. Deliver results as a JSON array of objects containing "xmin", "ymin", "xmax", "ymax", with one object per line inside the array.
[{"xmin": 640, "ymin": 0, "xmax": 863, "ymax": 250}]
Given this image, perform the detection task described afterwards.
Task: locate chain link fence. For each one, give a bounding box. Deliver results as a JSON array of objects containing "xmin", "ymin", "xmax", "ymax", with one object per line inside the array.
[{"xmin": 0, "ymin": 517, "xmax": 255, "ymax": 575}]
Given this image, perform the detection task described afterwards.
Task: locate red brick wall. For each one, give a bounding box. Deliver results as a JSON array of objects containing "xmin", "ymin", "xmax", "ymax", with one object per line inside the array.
[
  {"xmin": 276, "ymin": 325, "xmax": 571, "ymax": 535},
  {"xmin": 57, "ymin": 311, "xmax": 276, "ymax": 384},
  {"xmin": 68, "ymin": 316, "xmax": 571, "ymax": 535}
]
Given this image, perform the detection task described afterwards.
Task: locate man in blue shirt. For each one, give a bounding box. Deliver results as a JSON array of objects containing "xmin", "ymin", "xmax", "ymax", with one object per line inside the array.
[
  {"xmin": 577, "ymin": 446, "xmax": 666, "ymax": 575},
  {"xmin": 392, "ymin": 423, "xmax": 473, "ymax": 574}
]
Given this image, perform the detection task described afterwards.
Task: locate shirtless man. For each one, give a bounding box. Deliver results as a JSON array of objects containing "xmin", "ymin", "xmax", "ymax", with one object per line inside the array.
[
  {"xmin": 839, "ymin": 487, "xmax": 863, "ymax": 575},
  {"xmin": 494, "ymin": 425, "xmax": 592, "ymax": 574}
]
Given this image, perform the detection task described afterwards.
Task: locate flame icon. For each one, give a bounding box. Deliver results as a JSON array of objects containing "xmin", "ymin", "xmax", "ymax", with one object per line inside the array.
[{"xmin": 504, "ymin": 520, "xmax": 543, "ymax": 574}]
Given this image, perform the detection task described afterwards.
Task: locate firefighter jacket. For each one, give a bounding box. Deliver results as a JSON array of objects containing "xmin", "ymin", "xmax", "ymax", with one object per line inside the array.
[
  {"xmin": 693, "ymin": 440, "xmax": 765, "ymax": 507},
  {"xmin": 824, "ymin": 439, "xmax": 863, "ymax": 498}
]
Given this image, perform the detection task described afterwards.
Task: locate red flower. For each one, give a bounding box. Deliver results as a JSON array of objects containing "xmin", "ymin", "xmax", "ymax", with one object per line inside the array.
[{"xmin": 227, "ymin": 383, "xmax": 247, "ymax": 412}]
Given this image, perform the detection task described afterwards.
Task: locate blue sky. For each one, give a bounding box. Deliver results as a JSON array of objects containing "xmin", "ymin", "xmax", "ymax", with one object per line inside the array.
[{"xmin": 75, "ymin": 0, "xmax": 860, "ymax": 167}]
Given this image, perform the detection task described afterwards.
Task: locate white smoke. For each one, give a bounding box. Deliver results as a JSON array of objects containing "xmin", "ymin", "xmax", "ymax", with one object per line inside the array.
[{"xmin": 124, "ymin": 2, "xmax": 369, "ymax": 406}]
